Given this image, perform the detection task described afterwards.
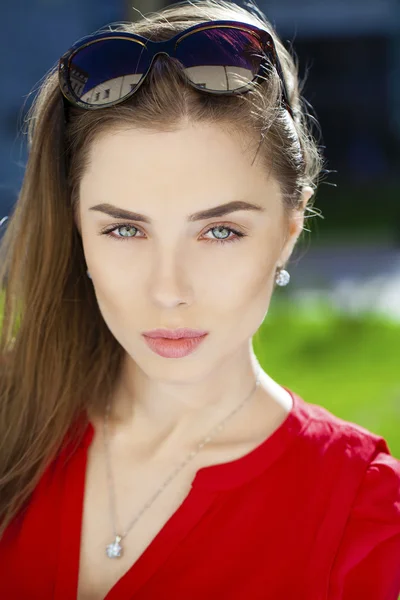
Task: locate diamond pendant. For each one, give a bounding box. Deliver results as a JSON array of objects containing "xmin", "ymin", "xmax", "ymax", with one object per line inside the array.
[{"xmin": 106, "ymin": 535, "xmax": 123, "ymax": 558}]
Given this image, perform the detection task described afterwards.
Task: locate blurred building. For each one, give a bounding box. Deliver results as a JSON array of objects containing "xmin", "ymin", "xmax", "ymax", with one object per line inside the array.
[{"xmin": 255, "ymin": 0, "xmax": 400, "ymax": 183}]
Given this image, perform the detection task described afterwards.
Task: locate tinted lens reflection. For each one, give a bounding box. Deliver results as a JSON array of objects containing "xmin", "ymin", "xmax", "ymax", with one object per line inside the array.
[
  {"xmin": 175, "ymin": 27, "xmax": 264, "ymax": 91},
  {"xmin": 68, "ymin": 38, "xmax": 149, "ymax": 105}
]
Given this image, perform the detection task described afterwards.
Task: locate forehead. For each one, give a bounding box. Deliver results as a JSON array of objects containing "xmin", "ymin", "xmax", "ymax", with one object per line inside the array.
[{"xmin": 79, "ymin": 123, "xmax": 282, "ymax": 211}]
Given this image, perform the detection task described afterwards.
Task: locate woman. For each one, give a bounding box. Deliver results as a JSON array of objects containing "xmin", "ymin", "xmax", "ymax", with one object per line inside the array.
[{"xmin": 0, "ymin": 1, "xmax": 399, "ymax": 598}]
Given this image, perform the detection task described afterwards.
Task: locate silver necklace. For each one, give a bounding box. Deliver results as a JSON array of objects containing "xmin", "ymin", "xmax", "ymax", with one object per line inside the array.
[{"xmin": 103, "ymin": 365, "xmax": 261, "ymax": 558}]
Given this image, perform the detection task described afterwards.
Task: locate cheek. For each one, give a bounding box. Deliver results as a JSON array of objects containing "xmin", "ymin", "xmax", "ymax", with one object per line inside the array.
[
  {"xmin": 89, "ymin": 280, "xmax": 146, "ymax": 359},
  {"xmin": 204, "ymin": 250, "xmax": 278, "ymax": 315},
  {"xmin": 90, "ymin": 281, "xmax": 134, "ymax": 333},
  {"xmin": 84, "ymin": 245, "xmax": 143, "ymax": 331},
  {"xmin": 216, "ymin": 257, "xmax": 278, "ymax": 344}
]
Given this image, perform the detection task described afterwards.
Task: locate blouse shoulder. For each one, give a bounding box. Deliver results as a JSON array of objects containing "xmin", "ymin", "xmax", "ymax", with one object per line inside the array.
[
  {"xmin": 352, "ymin": 450, "xmax": 400, "ymax": 522},
  {"xmin": 328, "ymin": 448, "xmax": 400, "ymax": 598}
]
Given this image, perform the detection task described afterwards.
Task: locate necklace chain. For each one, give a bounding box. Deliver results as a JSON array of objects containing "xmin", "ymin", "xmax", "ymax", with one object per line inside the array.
[{"xmin": 103, "ymin": 364, "xmax": 262, "ymax": 558}]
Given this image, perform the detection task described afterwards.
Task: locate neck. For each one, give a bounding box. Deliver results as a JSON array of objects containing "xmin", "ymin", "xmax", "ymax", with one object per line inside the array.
[{"xmin": 103, "ymin": 344, "xmax": 262, "ymax": 450}]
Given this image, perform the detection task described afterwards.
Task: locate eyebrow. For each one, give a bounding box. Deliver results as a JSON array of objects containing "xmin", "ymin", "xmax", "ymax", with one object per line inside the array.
[{"xmin": 89, "ymin": 200, "xmax": 265, "ymax": 223}]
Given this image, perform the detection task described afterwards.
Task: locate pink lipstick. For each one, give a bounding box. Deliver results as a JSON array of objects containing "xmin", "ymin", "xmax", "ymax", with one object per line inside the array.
[{"xmin": 142, "ymin": 328, "xmax": 209, "ymax": 358}]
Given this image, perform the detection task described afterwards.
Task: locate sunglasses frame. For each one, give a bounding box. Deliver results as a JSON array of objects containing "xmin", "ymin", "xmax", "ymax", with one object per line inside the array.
[{"xmin": 58, "ymin": 19, "xmax": 294, "ymax": 120}]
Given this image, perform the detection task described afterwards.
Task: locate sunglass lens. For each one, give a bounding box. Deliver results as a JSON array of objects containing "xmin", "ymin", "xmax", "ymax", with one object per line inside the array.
[
  {"xmin": 67, "ymin": 38, "xmax": 150, "ymax": 106},
  {"xmin": 175, "ymin": 27, "xmax": 265, "ymax": 92}
]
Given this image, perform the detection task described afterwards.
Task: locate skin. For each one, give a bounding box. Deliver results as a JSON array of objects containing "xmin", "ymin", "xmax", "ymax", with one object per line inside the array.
[{"xmin": 75, "ymin": 120, "xmax": 313, "ymax": 457}]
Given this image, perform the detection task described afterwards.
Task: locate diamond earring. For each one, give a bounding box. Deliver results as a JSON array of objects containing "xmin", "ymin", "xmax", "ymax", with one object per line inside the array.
[
  {"xmin": 275, "ymin": 267, "xmax": 290, "ymax": 286},
  {"xmin": 87, "ymin": 270, "xmax": 92, "ymax": 279}
]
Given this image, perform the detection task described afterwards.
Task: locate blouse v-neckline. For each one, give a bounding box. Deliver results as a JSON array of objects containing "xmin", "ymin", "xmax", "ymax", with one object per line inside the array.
[{"xmin": 54, "ymin": 388, "xmax": 307, "ymax": 599}]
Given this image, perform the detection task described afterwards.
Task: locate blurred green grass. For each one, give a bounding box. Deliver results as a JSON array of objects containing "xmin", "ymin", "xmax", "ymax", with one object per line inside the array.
[{"xmin": 253, "ymin": 296, "xmax": 400, "ymax": 459}]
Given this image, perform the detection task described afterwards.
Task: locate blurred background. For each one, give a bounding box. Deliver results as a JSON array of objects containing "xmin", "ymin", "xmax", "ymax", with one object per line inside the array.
[{"xmin": 0, "ymin": 0, "xmax": 399, "ymax": 456}]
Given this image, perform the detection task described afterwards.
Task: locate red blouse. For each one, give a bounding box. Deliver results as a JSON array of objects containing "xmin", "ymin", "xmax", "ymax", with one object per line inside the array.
[{"xmin": 1, "ymin": 388, "xmax": 400, "ymax": 599}]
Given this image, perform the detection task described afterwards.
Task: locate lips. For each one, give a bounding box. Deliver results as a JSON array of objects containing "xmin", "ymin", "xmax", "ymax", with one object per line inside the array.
[{"xmin": 143, "ymin": 333, "xmax": 208, "ymax": 358}]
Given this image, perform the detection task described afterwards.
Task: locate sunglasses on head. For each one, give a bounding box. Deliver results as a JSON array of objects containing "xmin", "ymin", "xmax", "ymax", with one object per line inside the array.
[{"xmin": 58, "ymin": 20, "xmax": 294, "ymax": 120}]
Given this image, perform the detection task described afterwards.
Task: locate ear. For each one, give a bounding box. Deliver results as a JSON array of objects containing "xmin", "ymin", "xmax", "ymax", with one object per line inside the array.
[{"xmin": 278, "ymin": 186, "xmax": 314, "ymax": 267}]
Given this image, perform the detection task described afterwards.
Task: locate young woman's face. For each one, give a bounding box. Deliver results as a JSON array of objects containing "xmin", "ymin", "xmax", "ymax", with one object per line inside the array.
[{"xmin": 77, "ymin": 122, "xmax": 304, "ymax": 379}]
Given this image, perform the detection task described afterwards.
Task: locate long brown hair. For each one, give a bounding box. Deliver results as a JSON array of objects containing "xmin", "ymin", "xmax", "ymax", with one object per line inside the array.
[{"xmin": 0, "ymin": 0, "xmax": 324, "ymax": 538}]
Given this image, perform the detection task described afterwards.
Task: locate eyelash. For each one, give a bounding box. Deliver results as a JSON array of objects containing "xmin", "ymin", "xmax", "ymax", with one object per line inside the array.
[{"xmin": 99, "ymin": 222, "xmax": 247, "ymax": 245}]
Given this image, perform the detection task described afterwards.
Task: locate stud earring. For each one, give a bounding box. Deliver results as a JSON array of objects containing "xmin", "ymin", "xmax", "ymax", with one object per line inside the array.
[
  {"xmin": 86, "ymin": 270, "xmax": 92, "ymax": 279},
  {"xmin": 275, "ymin": 267, "xmax": 290, "ymax": 286}
]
